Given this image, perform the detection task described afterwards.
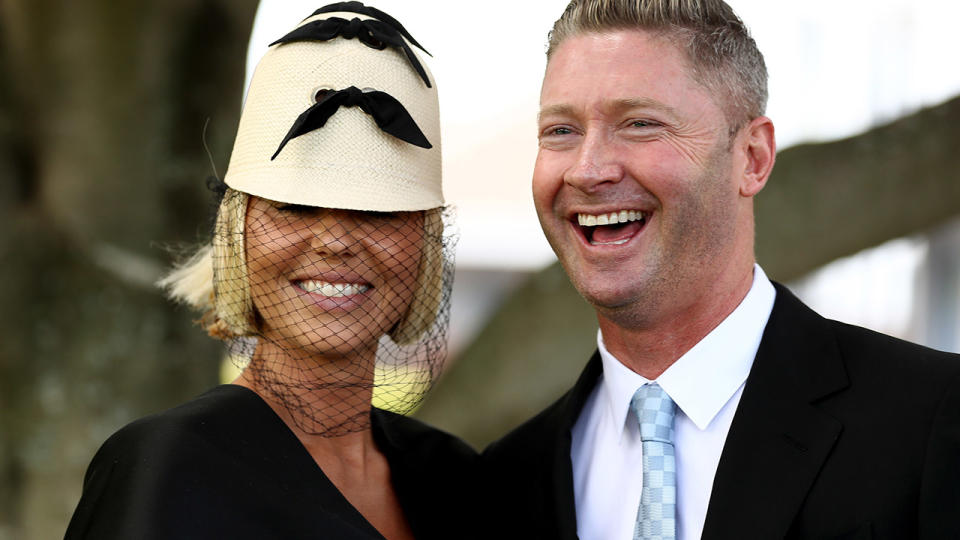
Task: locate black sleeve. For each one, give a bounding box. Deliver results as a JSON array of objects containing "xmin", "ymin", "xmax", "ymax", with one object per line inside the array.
[{"xmin": 919, "ymin": 370, "xmax": 960, "ymax": 539}]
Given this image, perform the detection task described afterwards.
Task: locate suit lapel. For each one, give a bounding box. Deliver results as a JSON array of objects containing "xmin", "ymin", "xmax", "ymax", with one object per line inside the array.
[
  {"xmin": 701, "ymin": 284, "xmax": 849, "ymax": 539},
  {"xmin": 547, "ymin": 352, "xmax": 603, "ymax": 540}
]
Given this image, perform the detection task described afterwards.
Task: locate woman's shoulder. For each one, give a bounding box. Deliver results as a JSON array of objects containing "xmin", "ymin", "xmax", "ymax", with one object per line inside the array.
[
  {"xmin": 85, "ymin": 384, "xmax": 299, "ymax": 488},
  {"xmin": 104, "ymin": 384, "xmax": 270, "ymax": 448},
  {"xmin": 66, "ymin": 385, "xmax": 303, "ymax": 539},
  {"xmin": 78, "ymin": 385, "xmax": 270, "ymax": 480}
]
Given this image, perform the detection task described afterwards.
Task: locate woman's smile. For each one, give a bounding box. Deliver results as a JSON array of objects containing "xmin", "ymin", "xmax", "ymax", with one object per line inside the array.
[
  {"xmin": 290, "ymin": 277, "xmax": 375, "ymax": 313},
  {"xmin": 294, "ymin": 279, "xmax": 371, "ymax": 298}
]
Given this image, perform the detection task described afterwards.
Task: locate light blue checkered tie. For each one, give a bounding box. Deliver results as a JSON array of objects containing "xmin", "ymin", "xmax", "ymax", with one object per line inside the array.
[{"xmin": 631, "ymin": 383, "xmax": 677, "ymax": 540}]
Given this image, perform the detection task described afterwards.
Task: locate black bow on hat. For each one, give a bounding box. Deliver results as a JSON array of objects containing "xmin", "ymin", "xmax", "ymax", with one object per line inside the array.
[
  {"xmin": 271, "ymin": 17, "xmax": 431, "ymax": 88},
  {"xmin": 271, "ymin": 86, "xmax": 432, "ymax": 161},
  {"xmin": 310, "ymin": 1, "xmax": 429, "ymax": 55}
]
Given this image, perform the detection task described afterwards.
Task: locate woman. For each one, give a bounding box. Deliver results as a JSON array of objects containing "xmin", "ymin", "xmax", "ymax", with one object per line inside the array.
[{"xmin": 65, "ymin": 4, "xmax": 474, "ymax": 539}]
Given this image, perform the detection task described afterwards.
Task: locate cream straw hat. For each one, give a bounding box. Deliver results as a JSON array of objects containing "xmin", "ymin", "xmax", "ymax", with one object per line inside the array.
[{"xmin": 223, "ymin": 8, "xmax": 442, "ymax": 212}]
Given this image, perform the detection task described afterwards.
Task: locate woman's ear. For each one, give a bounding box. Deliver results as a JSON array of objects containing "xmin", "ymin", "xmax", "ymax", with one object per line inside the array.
[{"xmin": 738, "ymin": 116, "xmax": 776, "ymax": 198}]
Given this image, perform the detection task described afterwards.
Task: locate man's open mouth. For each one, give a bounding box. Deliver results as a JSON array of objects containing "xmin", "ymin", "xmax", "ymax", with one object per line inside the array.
[{"xmin": 577, "ymin": 210, "xmax": 648, "ymax": 246}]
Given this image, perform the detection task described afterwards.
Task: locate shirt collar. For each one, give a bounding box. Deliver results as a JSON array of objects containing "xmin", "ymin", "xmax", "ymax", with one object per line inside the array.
[{"xmin": 597, "ymin": 264, "xmax": 776, "ymax": 438}]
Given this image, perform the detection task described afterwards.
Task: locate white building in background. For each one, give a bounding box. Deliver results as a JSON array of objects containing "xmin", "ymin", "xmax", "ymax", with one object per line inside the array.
[
  {"xmin": 248, "ymin": 0, "xmax": 960, "ymax": 356},
  {"xmin": 791, "ymin": 220, "xmax": 960, "ymax": 354}
]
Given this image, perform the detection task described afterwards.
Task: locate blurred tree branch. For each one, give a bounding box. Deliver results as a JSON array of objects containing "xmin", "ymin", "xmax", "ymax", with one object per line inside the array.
[{"xmin": 758, "ymin": 96, "xmax": 960, "ymax": 281}]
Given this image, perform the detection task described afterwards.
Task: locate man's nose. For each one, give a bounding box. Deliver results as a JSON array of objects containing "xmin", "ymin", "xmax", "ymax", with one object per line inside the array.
[{"xmin": 563, "ymin": 131, "xmax": 624, "ymax": 192}]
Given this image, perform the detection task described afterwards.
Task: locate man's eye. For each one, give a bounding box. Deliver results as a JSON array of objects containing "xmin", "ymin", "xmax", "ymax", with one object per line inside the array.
[
  {"xmin": 631, "ymin": 120, "xmax": 656, "ymax": 128},
  {"xmin": 542, "ymin": 126, "xmax": 573, "ymax": 137}
]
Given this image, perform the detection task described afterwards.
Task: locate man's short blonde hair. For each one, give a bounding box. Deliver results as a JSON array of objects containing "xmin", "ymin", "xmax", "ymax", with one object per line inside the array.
[{"xmin": 547, "ymin": 0, "xmax": 767, "ymax": 131}]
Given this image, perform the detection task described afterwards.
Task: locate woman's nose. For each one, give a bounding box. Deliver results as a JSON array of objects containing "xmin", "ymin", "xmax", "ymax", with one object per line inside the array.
[{"xmin": 308, "ymin": 211, "xmax": 360, "ymax": 257}]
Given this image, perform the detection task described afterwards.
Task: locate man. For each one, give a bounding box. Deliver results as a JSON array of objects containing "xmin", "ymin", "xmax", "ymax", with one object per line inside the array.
[{"xmin": 481, "ymin": 1, "xmax": 960, "ymax": 539}]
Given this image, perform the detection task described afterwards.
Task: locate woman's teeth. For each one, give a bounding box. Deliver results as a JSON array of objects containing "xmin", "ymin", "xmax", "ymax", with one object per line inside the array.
[
  {"xmin": 577, "ymin": 210, "xmax": 644, "ymax": 226},
  {"xmin": 296, "ymin": 280, "xmax": 370, "ymax": 297}
]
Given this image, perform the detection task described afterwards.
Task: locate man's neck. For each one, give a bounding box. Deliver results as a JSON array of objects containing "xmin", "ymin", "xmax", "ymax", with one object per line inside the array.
[{"xmin": 598, "ymin": 265, "xmax": 756, "ymax": 379}]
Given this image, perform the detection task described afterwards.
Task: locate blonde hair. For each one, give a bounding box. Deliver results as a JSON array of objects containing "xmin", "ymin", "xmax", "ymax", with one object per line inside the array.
[
  {"xmin": 547, "ymin": 0, "xmax": 767, "ymax": 131},
  {"xmin": 389, "ymin": 207, "xmax": 445, "ymax": 345},
  {"xmin": 158, "ymin": 188, "xmax": 445, "ymax": 345},
  {"xmin": 211, "ymin": 189, "xmax": 254, "ymax": 337}
]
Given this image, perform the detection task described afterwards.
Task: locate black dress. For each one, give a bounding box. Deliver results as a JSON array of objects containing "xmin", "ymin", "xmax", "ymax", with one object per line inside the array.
[{"xmin": 65, "ymin": 385, "xmax": 477, "ymax": 539}]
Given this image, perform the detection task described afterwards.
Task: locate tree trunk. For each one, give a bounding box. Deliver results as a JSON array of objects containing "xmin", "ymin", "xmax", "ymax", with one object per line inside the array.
[
  {"xmin": 0, "ymin": 1, "xmax": 258, "ymax": 538},
  {"xmin": 417, "ymin": 95, "xmax": 960, "ymax": 448}
]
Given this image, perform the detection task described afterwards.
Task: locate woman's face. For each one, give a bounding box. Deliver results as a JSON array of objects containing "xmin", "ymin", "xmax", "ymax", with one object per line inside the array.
[{"xmin": 245, "ymin": 196, "xmax": 424, "ymax": 358}]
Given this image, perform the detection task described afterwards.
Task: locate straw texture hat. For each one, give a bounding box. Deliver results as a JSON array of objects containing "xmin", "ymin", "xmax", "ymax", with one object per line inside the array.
[{"xmin": 223, "ymin": 9, "xmax": 442, "ymax": 212}]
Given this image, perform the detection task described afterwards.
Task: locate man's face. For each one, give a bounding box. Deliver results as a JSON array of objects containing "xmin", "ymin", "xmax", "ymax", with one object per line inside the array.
[{"xmin": 533, "ymin": 30, "xmax": 750, "ymax": 329}]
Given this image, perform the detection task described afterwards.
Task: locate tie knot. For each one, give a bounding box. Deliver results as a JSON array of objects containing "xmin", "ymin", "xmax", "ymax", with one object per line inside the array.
[{"xmin": 630, "ymin": 383, "xmax": 676, "ymax": 443}]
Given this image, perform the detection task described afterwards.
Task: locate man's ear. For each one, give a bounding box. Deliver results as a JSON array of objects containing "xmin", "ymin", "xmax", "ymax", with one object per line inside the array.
[{"xmin": 737, "ymin": 116, "xmax": 776, "ymax": 197}]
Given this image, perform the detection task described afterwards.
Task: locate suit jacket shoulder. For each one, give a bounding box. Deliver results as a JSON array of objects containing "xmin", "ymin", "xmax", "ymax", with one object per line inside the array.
[{"xmin": 703, "ymin": 283, "xmax": 960, "ymax": 539}]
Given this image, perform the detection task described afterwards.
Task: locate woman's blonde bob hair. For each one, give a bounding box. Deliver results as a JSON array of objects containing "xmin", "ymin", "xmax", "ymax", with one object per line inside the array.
[{"xmin": 158, "ymin": 188, "xmax": 446, "ymax": 346}]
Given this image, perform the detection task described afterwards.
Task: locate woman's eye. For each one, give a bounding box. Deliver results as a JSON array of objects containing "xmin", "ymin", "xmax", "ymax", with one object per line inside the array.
[
  {"xmin": 276, "ymin": 204, "xmax": 313, "ymax": 215},
  {"xmin": 360, "ymin": 210, "xmax": 402, "ymax": 222}
]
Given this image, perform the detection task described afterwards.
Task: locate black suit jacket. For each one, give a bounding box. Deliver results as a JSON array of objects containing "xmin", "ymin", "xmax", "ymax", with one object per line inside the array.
[{"xmin": 481, "ymin": 284, "xmax": 960, "ymax": 539}]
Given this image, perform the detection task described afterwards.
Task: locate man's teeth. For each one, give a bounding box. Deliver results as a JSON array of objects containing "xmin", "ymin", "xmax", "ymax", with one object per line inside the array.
[
  {"xmin": 296, "ymin": 280, "xmax": 370, "ymax": 297},
  {"xmin": 592, "ymin": 238, "xmax": 630, "ymax": 246},
  {"xmin": 577, "ymin": 210, "xmax": 644, "ymax": 227}
]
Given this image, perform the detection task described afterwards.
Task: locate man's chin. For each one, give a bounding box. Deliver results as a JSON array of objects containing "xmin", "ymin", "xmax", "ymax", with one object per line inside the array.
[
  {"xmin": 573, "ymin": 277, "xmax": 667, "ymax": 324},
  {"xmin": 577, "ymin": 285, "xmax": 641, "ymax": 313}
]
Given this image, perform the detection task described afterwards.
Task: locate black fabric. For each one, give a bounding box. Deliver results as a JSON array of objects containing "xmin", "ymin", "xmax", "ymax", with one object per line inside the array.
[
  {"xmin": 271, "ymin": 17, "xmax": 431, "ymax": 88},
  {"xmin": 480, "ymin": 283, "xmax": 960, "ymax": 540},
  {"xmin": 272, "ymin": 86, "xmax": 432, "ymax": 161},
  {"xmin": 65, "ymin": 385, "xmax": 477, "ymax": 540},
  {"xmin": 310, "ymin": 2, "xmax": 429, "ymax": 55}
]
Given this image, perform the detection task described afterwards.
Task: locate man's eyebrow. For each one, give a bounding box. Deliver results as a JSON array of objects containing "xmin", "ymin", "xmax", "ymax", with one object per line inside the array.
[
  {"xmin": 537, "ymin": 98, "xmax": 679, "ymax": 123},
  {"xmin": 538, "ymin": 104, "xmax": 576, "ymax": 123},
  {"xmin": 611, "ymin": 97, "xmax": 679, "ymax": 117}
]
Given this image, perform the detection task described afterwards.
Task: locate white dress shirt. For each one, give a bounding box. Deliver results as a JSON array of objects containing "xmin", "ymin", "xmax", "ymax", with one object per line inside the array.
[{"xmin": 571, "ymin": 265, "xmax": 776, "ymax": 540}]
